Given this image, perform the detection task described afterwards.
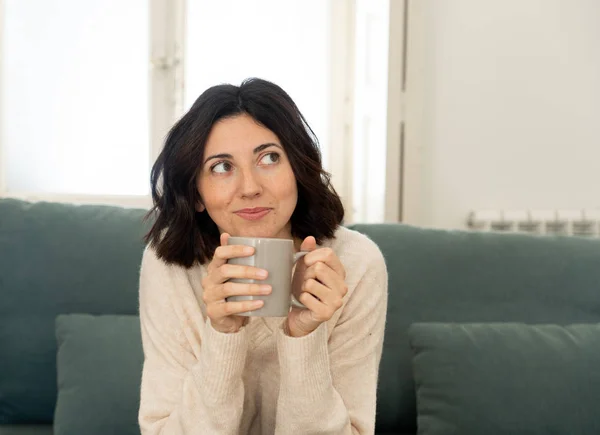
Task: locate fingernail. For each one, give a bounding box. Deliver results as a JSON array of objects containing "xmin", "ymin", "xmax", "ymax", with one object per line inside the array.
[
  {"xmin": 256, "ymin": 269, "xmax": 268, "ymax": 278},
  {"xmin": 243, "ymin": 247, "xmax": 254, "ymax": 254},
  {"xmin": 252, "ymin": 300, "xmax": 264, "ymax": 307},
  {"xmin": 259, "ymin": 285, "xmax": 272, "ymax": 294}
]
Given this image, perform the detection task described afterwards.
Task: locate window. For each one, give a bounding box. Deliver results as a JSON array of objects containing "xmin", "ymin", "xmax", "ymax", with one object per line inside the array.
[
  {"xmin": 1, "ymin": 0, "xmax": 150, "ymax": 196},
  {"xmin": 185, "ymin": 0, "xmax": 332, "ymax": 169},
  {"xmin": 0, "ymin": 1, "xmax": 406, "ymax": 224}
]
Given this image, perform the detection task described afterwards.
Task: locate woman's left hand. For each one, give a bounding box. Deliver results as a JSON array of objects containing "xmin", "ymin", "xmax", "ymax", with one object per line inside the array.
[{"xmin": 286, "ymin": 236, "xmax": 348, "ymax": 338}]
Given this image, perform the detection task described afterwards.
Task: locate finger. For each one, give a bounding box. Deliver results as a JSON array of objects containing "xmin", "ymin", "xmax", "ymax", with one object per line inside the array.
[
  {"xmin": 297, "ymin": 291, "xmax": 332, "ymax": 322},
  {"xmin": 205, "ymin": 282, "xmax": 271, "ymax": 303},
  {"xmin": 301, "ymin": 278, "xmax": 330, "ymax": 303},
  {"xmin": 213, "ymin": 244, "xmax": 255, "ymax": 262},
  {"xmin": 220, "ymin": 232, "xmax": 230, "ymax": 246},
  {"xmin": 207, "ymin": 233, "xmax": 233, "ymax": 272},
  {"xmin": 300, "ymin": 279, "xmax": 344, "ymax": 318},
  {"xmin": 211, "ymin": 299, "xmax": 264, "ymax": 317},
  {"xmin": 300, "ymin": 236, "xmax": 317, "ymax": 253},
  {"xmin": 304, "ymin": 262, "xmax": 347, "ymax": 297},
  {"xmin": 213, "ymin": 263, "xmax": 268, "ymax": 284},
  {"xmin": 304, "ymin": 247, "xmax": 345, "ymax": 279},
  {"xmin": 208, "ymin": 233, "xmax": 253, "ymax": 272},
  {"xmin": 303, "ymin": 277, "xmax": 345, "ymax": 310}
]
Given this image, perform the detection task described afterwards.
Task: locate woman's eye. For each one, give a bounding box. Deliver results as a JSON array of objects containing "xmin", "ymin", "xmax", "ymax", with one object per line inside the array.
[
  {"xmin": 260, "ymin": 152, "xmax": 280, "ymax": 165},
  {"xmin": 211, "ymin": 161, "xmax": 232, "ymax": 173}
]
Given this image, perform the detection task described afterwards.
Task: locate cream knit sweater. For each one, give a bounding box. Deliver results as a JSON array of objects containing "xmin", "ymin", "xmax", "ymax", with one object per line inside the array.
[{"xmin": 138, "ymin": 226, "xmax": 388, "ymax": 435}]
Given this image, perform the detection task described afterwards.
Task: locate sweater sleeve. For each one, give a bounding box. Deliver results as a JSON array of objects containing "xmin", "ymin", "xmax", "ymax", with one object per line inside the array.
[
  {"xmin": 274, "ymin": 245, "xmax": 388, "ymax": 434},
  {"xmin": 138, "ymin": 247, "xmax": 249, "ymax": 435}
]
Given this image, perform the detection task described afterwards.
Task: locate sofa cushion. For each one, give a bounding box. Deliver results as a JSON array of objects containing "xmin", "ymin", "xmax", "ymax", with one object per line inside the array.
[
  {"xmin": 408, "ymin": 322, "xmax": 600, "ymax": 435},
  {"xmin": 54, "ymin": 314, "xmax": 143, "ymax": 435},
  {"xmin": 348, "ymin": 224, "xmax": 600, "ymax": 433},
  {"xmin": 0, "ymin": 199, "xmax": 148, "ymax": 423}
]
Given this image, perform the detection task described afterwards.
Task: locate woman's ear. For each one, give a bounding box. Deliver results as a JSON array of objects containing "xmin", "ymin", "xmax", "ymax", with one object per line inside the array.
[{"xmin": 195, "ymin": 200, "xmax": 206, "ymax": 212}]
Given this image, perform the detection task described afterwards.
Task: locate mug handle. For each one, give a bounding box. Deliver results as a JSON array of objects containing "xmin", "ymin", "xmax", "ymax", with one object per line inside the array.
[{"xmin": 290, "ymin": 251, "xmax": 309, "ymax": 309}]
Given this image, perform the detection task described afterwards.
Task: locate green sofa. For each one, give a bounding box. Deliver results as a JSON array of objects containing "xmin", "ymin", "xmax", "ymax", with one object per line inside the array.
[{"xmin": 1, "ymin": 198, "xmax": 600, "ymax": 435}]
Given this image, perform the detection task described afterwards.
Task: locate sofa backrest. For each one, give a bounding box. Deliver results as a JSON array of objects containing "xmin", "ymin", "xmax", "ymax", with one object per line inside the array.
[
  {"xmin": 349, "ymin": 223, "xmax": 600, "ymax": 434},
  {"xmin": 3, "ymin": 199, "xmax": 600, "ymax": 433},
  {"xmin": 0, "ymin": 199, "xmax": 148, "ymax": 423}
]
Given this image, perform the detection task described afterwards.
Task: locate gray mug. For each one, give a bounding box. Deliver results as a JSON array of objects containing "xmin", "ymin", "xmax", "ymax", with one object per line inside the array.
[{"xmin": 226, "ymin": 236, "xmax": 308, "ymax": 317}]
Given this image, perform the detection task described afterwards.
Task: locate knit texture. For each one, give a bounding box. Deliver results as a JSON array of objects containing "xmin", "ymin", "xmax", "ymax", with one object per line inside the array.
[{"xmin": 138, "ymin": 226, "xmax": 388, "ymax": 434}]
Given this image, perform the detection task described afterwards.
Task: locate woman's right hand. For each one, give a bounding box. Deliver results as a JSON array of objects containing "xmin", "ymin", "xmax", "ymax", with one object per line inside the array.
[{"xmin": 201, "ymin": 233, "xmax": 271, "ymax": 334}]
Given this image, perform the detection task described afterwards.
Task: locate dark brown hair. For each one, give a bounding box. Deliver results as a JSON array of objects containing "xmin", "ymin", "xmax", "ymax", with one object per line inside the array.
[{"xmin": 144, "ymin": 78, "xmax": 344, "ymax": 267}]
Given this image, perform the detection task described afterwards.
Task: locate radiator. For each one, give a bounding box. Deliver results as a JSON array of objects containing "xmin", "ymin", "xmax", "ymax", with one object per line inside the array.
[{"xmin": 467, "ymin": 210, "xmax": 600, "ymax": 237}]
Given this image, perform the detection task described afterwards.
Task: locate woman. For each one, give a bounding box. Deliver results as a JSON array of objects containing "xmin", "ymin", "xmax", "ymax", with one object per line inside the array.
[{"xmin": 138, "ymin": 78, "xmax": 388, "ymax": 434}]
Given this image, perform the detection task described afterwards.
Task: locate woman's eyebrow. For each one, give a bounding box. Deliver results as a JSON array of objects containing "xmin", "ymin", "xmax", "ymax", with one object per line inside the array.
[
  {"xmin": 253, "ymin": 142, "xmax": 282, "ymax": 153},
  {"xmin": 203, "ymin": 143, "xmax": 282, "ymax": 165},
  {"xmin": 203, "ymin": 152, "xmax": 233, "ymax": 165}
]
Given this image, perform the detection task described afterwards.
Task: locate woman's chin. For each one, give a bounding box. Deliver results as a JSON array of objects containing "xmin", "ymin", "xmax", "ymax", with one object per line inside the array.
[
  {"xmin": 235, "ymin": 232, "xmax": 279, "ymax": 239},
  {"xmin": 228, "ymin": 227, "xmax": 291, "ymax": 240}
]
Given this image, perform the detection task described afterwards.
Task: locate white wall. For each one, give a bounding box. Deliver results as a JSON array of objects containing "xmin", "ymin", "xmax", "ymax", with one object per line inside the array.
[{"xmin": 411, "ymin": 0, "xmax": 600, "ymax": 229}]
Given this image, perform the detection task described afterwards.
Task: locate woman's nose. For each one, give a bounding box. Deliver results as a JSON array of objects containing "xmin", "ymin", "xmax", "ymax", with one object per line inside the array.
[{"xmin": 239, "ymin": 169, "xmax": 263, "ymax": 198}]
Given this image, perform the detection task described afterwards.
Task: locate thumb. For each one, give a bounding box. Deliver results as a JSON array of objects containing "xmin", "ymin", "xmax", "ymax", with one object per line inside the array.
[
  {"xmin": 220, "ymin": 232, "xmax": 230, "ymax": 246},
  {"xmin": 300, "ymin": 236, "xmax": 317, "ymax": 252}
]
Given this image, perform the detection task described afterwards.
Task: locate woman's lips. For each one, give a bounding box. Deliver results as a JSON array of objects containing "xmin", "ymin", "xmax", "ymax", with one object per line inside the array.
[{"xmin": 234, "ymin": 208, "xmax": 272, "ymax": 221}]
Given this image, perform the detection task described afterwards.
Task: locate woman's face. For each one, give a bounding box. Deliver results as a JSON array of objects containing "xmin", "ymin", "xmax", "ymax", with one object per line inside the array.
[{"xmin": 196, "ymin": 113, "xmax": 298, "ymax": 240}]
